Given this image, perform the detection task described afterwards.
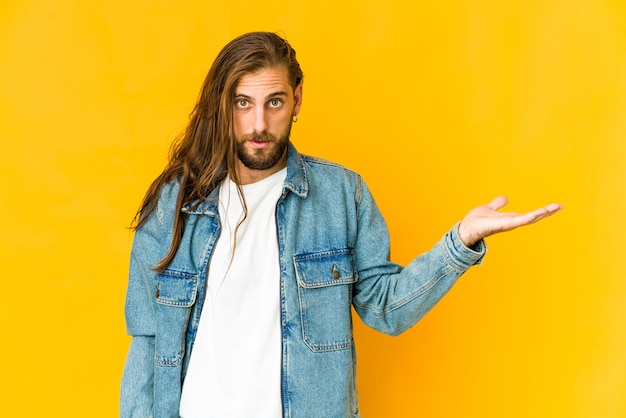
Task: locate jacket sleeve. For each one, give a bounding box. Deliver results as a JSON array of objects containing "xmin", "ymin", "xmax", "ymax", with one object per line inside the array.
[
  {"xmin": 121, "ymin": 185, "xmax": 177, "ymax": 418},
  {"xmin": 120, "ymin": 247, "xmax": 157, "ymax": 417},
  {"xmin": 351, "ymin": 178, "xmax": 486, "ymax": 336}
]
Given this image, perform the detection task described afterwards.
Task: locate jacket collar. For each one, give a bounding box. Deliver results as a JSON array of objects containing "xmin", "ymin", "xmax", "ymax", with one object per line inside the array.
[
  {"xmin": 283, "ymin": 141, "xmax": 308, "ymax": 198},
  {"xmin": 182, "ymin": 141, "xmax": 308, "ymax": 215}
]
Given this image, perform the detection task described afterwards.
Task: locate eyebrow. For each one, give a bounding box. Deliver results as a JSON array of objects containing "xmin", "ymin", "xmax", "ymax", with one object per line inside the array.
[{"xmin": 234, "ymin": 91, "xmax": 289, "ymax": 100}]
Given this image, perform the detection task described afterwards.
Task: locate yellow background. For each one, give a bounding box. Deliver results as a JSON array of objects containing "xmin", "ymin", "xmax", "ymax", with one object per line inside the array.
[{"xmin": 1, "ymin": 0, "xmax": 624, "ymax": 416}]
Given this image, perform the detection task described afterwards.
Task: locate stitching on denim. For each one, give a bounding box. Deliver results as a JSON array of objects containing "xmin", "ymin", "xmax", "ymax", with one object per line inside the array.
[
  {"xmin": 353, "ymin": 266, "xmax": 454, "ymax": 317},
  {"xmin": 294, "ymin": 248, "xmax": 355, "ymax": 261},
  {"xmin": 294, "ymin": 250, "xmax": 357, "ymax": 288},
  {"xmin": 297, "ymin": 263, "xmax": 354, "ymax": 353},
  {"xmin": 154, "ymin": 350, "xmax": 184, "ymax": 367},
  {"xmin": 155, "ymin": 272, "xmax": 198, "ymax": 307}
]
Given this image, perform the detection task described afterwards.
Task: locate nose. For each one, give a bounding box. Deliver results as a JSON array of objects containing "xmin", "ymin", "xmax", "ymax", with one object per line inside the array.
[{"xmin": 253, "ymin": 106, "xmax": 268, "ymax": 133}]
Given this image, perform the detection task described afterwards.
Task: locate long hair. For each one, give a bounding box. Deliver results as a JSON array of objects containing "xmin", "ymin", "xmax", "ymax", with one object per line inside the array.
[{"xmin": 132, "ymin": 32, "xmax": 304, "ymax": 272}]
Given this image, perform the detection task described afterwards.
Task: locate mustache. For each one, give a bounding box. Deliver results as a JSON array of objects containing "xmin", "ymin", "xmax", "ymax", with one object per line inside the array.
[{"xmin": 240, "ymin": 131, "xmax": 277, "ymax": 142}]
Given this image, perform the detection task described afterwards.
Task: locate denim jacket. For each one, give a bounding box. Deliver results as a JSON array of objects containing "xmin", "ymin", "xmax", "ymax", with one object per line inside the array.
[{"xmin": 121, "ymin": 142, "xmax": 486, "ymax": 418}]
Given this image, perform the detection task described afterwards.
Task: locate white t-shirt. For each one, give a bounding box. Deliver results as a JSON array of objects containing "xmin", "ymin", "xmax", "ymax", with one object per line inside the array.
[{"xmin": 179, "ymin": 168, "xmax": 286, "ymax": 418}]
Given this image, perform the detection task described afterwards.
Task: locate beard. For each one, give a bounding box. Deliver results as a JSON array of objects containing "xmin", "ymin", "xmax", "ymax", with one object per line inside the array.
[{"xmin": 236, "ymin": 126, "xmax": 291, "ymax": 171}]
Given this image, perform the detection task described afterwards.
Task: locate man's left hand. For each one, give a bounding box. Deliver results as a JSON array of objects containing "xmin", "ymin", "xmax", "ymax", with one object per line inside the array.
[{"xmin": 458, "ymin": 196, "xmax": 563, "ymax": 247}]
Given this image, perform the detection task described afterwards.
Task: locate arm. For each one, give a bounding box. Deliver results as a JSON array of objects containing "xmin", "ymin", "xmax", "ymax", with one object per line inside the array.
[
  {"xmin": 352, "ymin": 180, "xmax": 486, "ymax": 335},
  {"xmin": 352, "ymin": 184, "xmax": 561, "ymax": 336}
]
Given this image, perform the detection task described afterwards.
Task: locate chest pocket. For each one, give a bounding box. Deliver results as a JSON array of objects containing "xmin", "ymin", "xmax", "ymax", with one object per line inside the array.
[
  {"xmin": 154, "ymin": 270, "xmax": 198, "ymax": 366},
  {"xmin": 294, "ymin": 249, "xmax": 357, "ymax": 352}
]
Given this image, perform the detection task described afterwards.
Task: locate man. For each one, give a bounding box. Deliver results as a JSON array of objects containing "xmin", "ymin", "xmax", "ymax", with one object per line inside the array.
[{"xmin": 121, "ymin": 32, "xmax": 561, "ymax": 418}]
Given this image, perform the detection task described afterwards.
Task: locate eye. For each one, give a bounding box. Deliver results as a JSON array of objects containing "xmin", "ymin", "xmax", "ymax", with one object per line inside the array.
[
  {"xmin": 268, "ymin": 98, "xmax": 283, "ymax": 108},
  {"xmin": 235, "ymin": 99, "xmax": 249, "ymax": 109}
]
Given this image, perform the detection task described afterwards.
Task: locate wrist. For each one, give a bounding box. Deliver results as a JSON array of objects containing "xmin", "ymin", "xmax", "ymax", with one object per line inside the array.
[{"xmin": 458, "ymin": 221, "xmax": 478, "ymax": 248}]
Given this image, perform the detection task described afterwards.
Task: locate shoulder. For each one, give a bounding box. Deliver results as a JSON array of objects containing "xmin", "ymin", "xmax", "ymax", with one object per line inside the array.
[
  {"xmin": 300, "ymin": 154, "xmax": 362, "ymax": 180},
  {"xmin": 131, "ymin": 180, "xmax": 182, "ymax": 265},
  {"xmin": 297, "ymin": 153, "xmax": 370, "ymax": 204},
  {"xmin": 153, "ymin": 180, "xmax": 181, "ymax": 225},
  {"xmin": 135, "ymin": 179, "xmax": 181, "ymax": 237}
]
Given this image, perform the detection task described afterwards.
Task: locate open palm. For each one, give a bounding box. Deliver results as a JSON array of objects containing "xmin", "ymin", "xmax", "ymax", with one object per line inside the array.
[{"xmin": 458, "ymin": 196, "xmax": 563, "ymax": 247}]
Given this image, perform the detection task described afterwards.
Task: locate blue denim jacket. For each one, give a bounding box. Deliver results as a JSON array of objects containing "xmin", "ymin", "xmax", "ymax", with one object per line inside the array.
[{"xmin": 121, "ymin": 142, "xmax": 486, "ymax": 418}]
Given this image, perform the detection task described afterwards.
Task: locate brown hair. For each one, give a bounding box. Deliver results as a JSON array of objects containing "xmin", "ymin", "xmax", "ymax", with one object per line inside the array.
[{"xmin": 133, "ymin": 31, "xmax": 304, "ymax": 271}]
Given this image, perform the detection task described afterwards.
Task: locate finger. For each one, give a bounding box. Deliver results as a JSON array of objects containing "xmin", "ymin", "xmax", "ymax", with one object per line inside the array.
[
  {"xmin": 545, "ymin": 203, "xmax": 564, "ymax": 213},
  {"xmin": 485, "ymin": 196, "xmax": 509, "ymax": 211},
  {"xmin": 525, "ymin": 204, "xmax": 563, "ymax": 222},
  {"xmin": 513, "ymin": 204, "xmax": 562, "ymax": 227}
]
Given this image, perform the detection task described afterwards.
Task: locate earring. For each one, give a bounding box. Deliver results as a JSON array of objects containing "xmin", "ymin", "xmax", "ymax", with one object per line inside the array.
[{"xmin": 292, "ymin": 114, "xmax": 298, "ymax": 123}]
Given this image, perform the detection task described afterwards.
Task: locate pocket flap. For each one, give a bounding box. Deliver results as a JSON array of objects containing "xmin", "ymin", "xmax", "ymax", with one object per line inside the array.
[
  {"xmin": 294, "ymin": 249, "xmax": 356, "ymax": 288},
  {"xmin": 156, "ymin": 270, "xmax": 198, "ymax": 307}
]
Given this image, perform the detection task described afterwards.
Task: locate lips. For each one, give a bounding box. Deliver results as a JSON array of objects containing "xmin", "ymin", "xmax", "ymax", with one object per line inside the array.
[{"xmin": 249, "ymin": 139, "xmax": 271, "ymax": 148}]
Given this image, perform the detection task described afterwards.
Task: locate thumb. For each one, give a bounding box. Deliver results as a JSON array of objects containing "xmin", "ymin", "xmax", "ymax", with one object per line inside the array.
[{"xmin": 485, "ymin": 196, "xmax": 509, "ymax": 211}]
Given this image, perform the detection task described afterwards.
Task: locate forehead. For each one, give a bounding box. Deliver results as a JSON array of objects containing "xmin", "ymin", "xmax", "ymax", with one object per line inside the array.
[{"xmin": 235, "ymin": 66, "xmax": 291, "ymax": 94}]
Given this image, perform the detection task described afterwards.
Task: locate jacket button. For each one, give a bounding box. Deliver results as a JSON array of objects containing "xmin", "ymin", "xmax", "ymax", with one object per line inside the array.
[{"xmin": 332, "ymin": 264, "xmax": 340, "ymax": 280}]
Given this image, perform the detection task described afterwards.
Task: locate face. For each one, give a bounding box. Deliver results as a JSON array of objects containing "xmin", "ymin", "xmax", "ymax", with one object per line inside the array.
[{"xmin": 233, "ymin": 66, "xmax": 302, "ymax": 183}]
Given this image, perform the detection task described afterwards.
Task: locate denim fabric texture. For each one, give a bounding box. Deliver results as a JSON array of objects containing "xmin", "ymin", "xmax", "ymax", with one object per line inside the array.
[{"xmin": 121, "ymin": 142, "xmax": 486, "ymax": 418}]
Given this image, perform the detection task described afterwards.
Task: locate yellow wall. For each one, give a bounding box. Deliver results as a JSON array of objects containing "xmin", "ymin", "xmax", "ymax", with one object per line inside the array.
[{"xmin": 1, "ymin": 0, "xmax": 624, "ymax": 416}]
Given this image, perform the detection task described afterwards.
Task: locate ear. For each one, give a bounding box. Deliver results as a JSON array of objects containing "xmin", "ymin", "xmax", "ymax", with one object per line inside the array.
[{"xmin": 293, "ymin": 82, "xmax": 303, "ymax": 116}]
